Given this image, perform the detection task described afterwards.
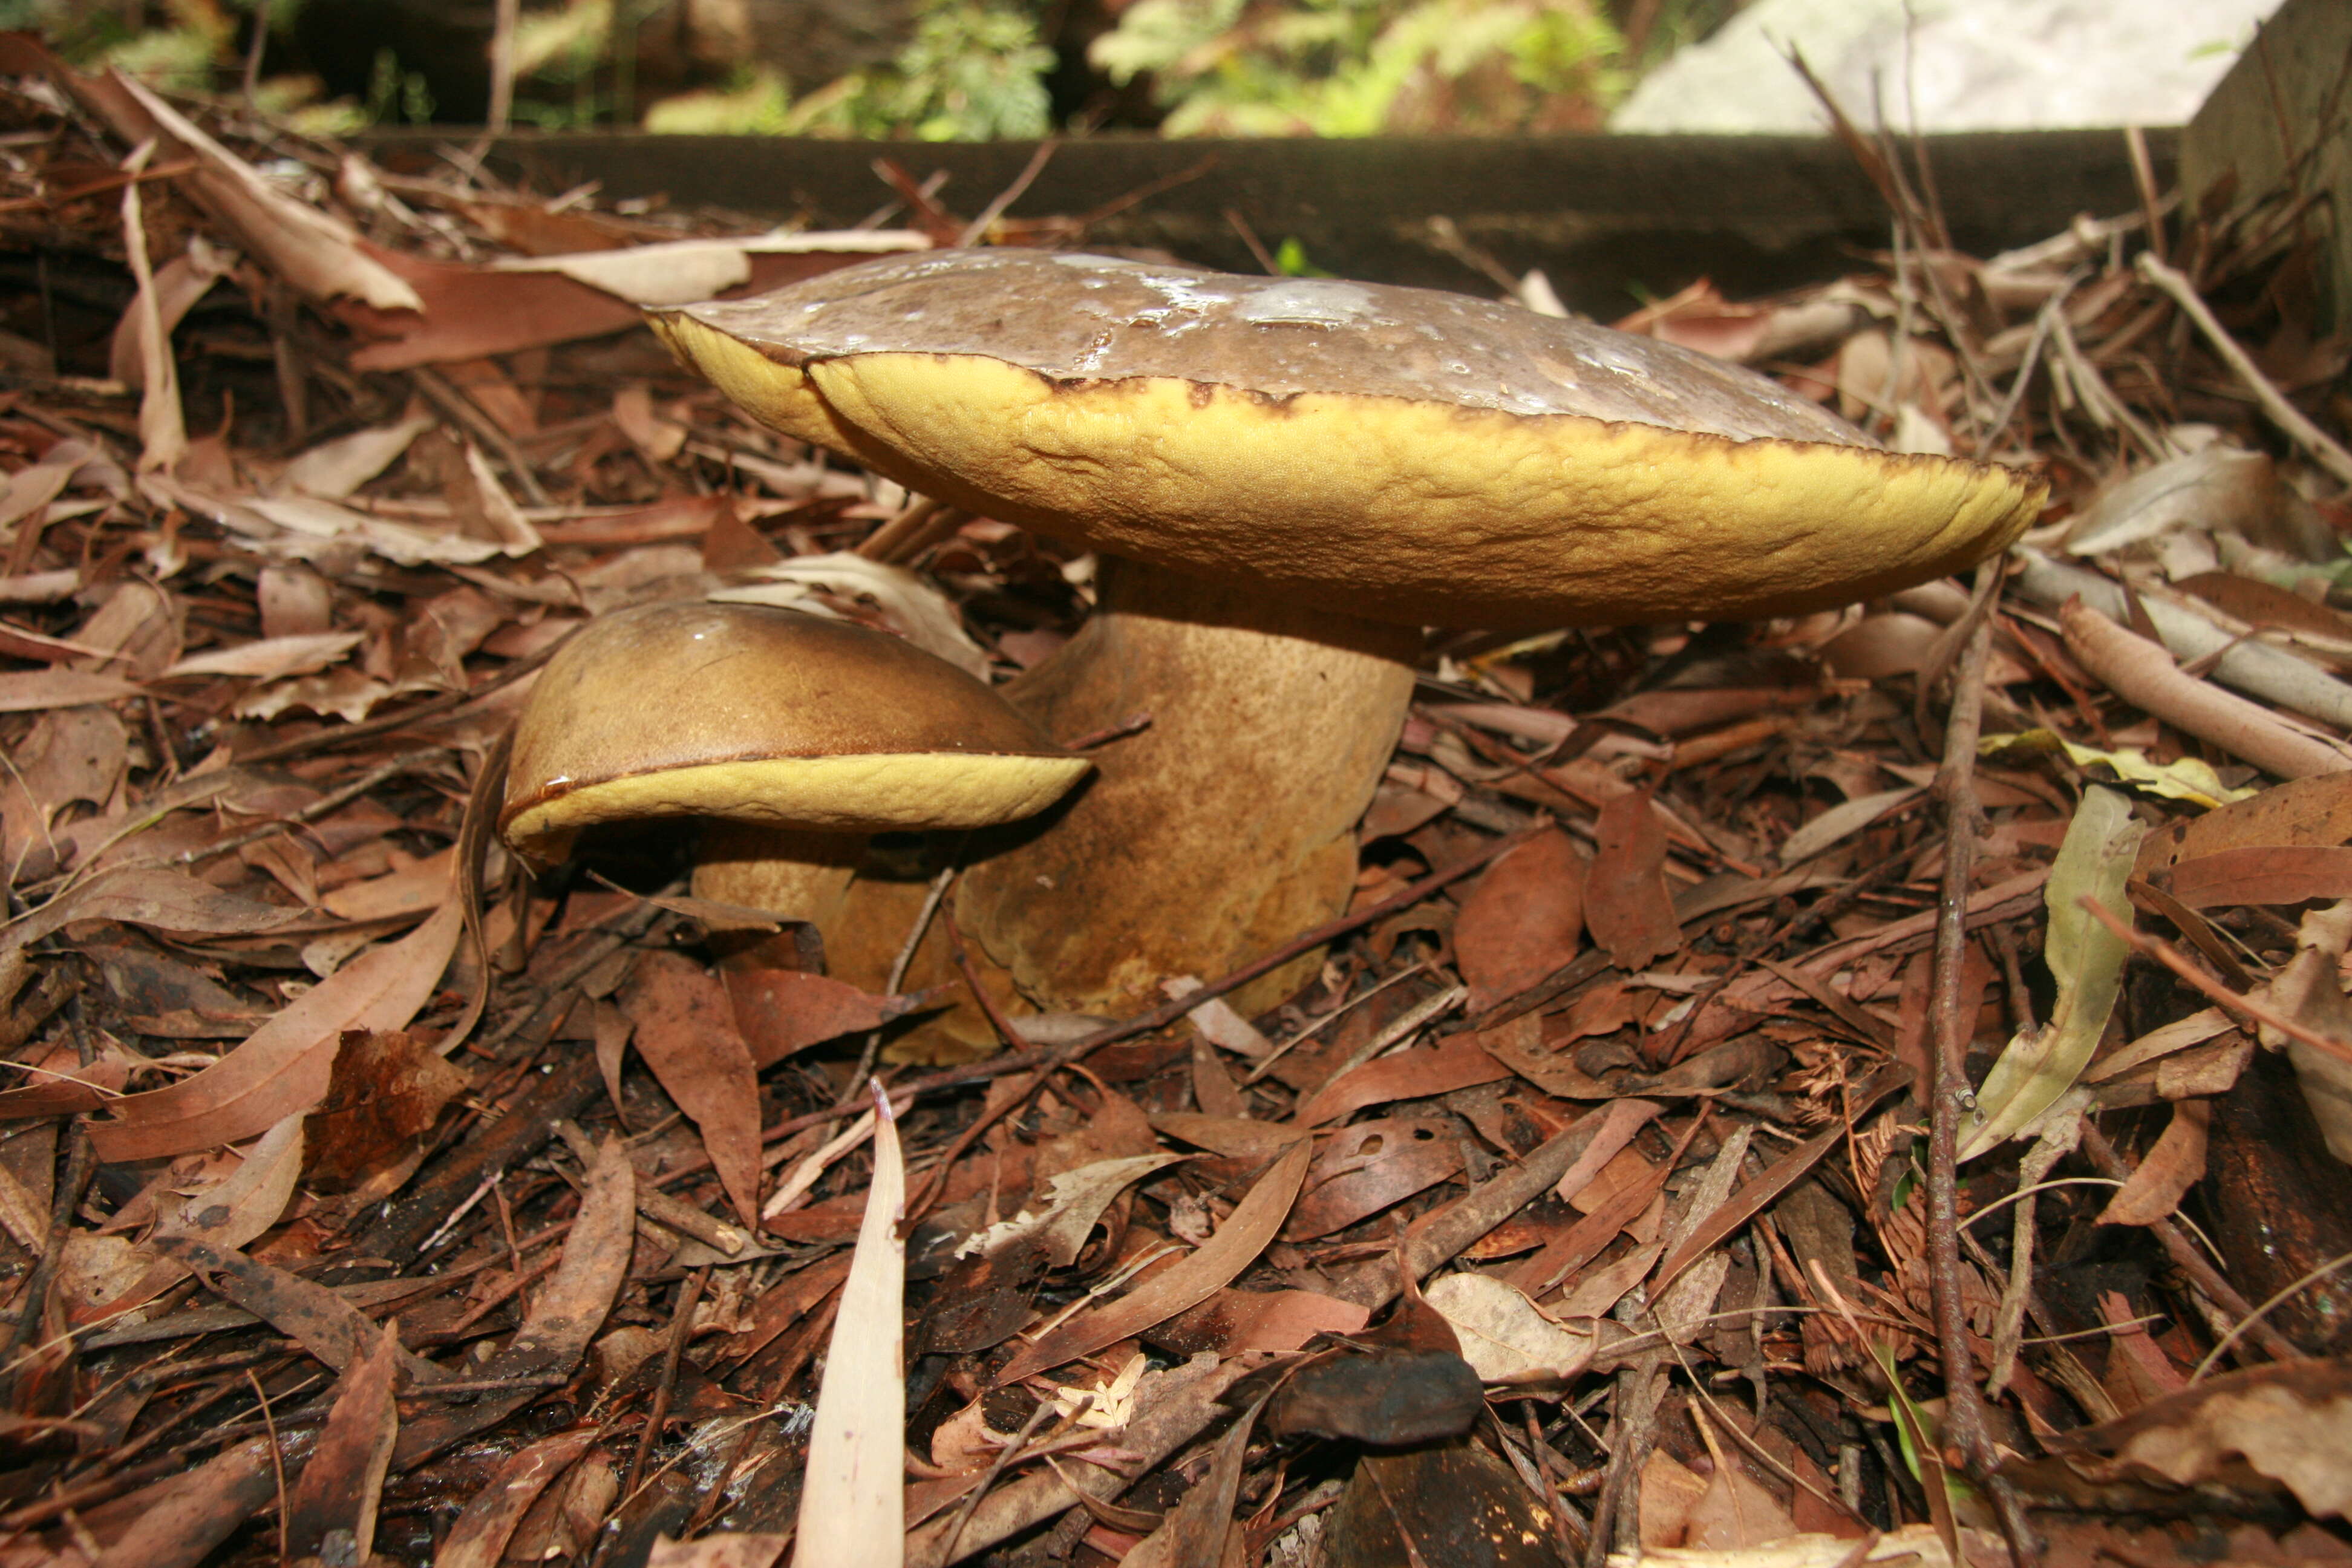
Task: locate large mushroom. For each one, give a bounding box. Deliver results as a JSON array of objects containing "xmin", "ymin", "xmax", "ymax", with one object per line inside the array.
[
  {"xmin": 501, "ymin": 598, "xmax": 1091, "ymax": 964},
  {"xmin": 649, "ymin": 249, "xmax": 2040, "ymax": 1021}
]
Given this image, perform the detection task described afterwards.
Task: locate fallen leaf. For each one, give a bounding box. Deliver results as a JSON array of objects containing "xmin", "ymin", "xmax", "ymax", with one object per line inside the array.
[
  {"xmin": 1779, "ymin": 785, "xmax": 1925, "ymax": 865},
  {"xmin": 436, "ymin": 1432, "xmax": 601, "ymax": 1568},
  {"xmin": 2157, "ymin": 845, "xmax": 2352, "ymax": 909},
  {"xmin": 2031, "ymin": 1357, "xmax": 2352, "ymax": 1520},
  {"xmin": 1296, "ymin": 1032, "xmax": 1512, "ymax": 1125},
  {"xmin": 799, "ymin": 1083, "xmax": 906, "ymax": 1568},
  {"xmin": 89, "ymin": 893, "xmax": 462, "ymax": 1162},
  {"xmin": 283, "ymin": 1321, "xmax": 399, "ymax": 1563},
  {"xmin": 1326, "ymin": 1442, "xmax": 1563, "ymax": 1568},
  {"xmin": 160, "ymin": 630, "xmax": 365, "ymax": 681},
  {"xmin": 105, "ymin": 72, "xmax": 422, "ymax": 311},
  {"xmin": 1587, "ymin": 785, "xmax": 1682, "ymax": 971},
  {"xmin": 998, "ymin": 1137, "xmax": 1311, "ymax": 1385},
  {"xmin": 724, "ymin": 967, "xmax": 904, "ymax": 1067},
  {"xmin": 1425, "ymin": 1271, "xmax": 1596, "ymax": 1382},
  {"xmin": 2136, "ymin": 771, "xmax": 2352, "ymax": 875},
  {"xmin": 1963, "ymin": 786, "xmax": 2141, "ymax": 1160},
  {"xmin": 302, "ymin": 1028, "xmax": 471, "ymax": 1192},
  {"xmin": 1284, "ymin": 1117, "xmax": 1465, "ymax": 1241},
  {"xmin": 959, "ymin": 1152, "xmax": 1184, "ymax": 1269},
  {"xmin": 78, "ymin": 1114, "xmax": 305, "ymax": 1322},
  {"xmin": 0, "ymin": 668, "xmax": 141, "ymax": 713},
  {"xmin": 621, "ymin": 952, "xmax": 765, "ymax": 1226},
  {"xmin": 1454, "ymin": 828, "xmax": 1587, "ymax": 1013}
]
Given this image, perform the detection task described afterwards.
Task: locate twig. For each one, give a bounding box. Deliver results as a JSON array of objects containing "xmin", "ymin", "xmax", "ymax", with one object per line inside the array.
[
  {"xmin": 2075, "ymin": 1120, "xmax": 2305, "ymax": 1366},
  {"xmin": 2188, "ymin": 1245, "xmax": 2352, "ymax": 1379},
  {"xmin": 1922, "ymin": 566, "xmax": 2040, "ymax": 1563},
  {"xmin": 2059, "ymin": 599, "xmax": 2352, "ymax": 779},
  {"xmin": 2136, "ymin": 251, "xmax": 2352, "ymax": 486},
  {"xmin": 623, "ymin": 1267, "xmax": 708, "ymax": 1500},
  {"xmin": 2076, "ymin": 896, "xmax": 2352, "ymax": 1068}
]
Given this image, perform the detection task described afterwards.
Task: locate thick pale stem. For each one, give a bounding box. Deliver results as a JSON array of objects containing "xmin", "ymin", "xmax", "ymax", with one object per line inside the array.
[
  {"xmin": 953, "ymin": 557, "xmax": 1420, "ymax": 1019},
  {"xmin": 693, "ymin": 823, "xmax": 867, "ymax": 968}
]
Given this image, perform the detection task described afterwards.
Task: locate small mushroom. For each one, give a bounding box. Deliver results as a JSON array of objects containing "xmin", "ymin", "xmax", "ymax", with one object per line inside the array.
[
  {"xmin": 500, "ymin": 599, "xmax": 1090, "ymax": 961},
  {"xmin": 650, "ymin": 250, "xmax": 2042, "ymax": 1017}
]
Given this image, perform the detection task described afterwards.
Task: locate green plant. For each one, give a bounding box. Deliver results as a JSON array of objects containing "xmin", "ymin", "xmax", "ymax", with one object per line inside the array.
[
  {"xmin": 782, "ymin": 0, "xmax": 1053, "ymax": 140},
  {"xmin": 1091, "ymin": 0, "xmax": 1627, "ymax": 136}
]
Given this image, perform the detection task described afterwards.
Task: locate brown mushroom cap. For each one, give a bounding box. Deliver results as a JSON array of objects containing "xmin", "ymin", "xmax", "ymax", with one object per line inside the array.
[
  {"xmin": 651, "ymin": 249, "xmax": 2042, "ymax": 629},
  {"xmin": 500, "ymin": 600, "xmax": 1088, "ymax": 859}
]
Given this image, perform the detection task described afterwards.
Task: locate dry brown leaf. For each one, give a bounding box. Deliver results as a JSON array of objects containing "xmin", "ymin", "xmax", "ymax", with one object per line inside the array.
[
  {"xmin": 724, "ymin": 967, "xmax": 904, "ymax": 1067},
  {"xmin": 302, "ymin": 1027, "xmax": 472, "ymax": 1192},
  {"xmin": 621, "ymin": 952, "xmax": 765, "ymax": 1226},
  {"xmin": 997, "ymin": 1136, "xmax": 1311, "ymax": 1385},
  {"xmin": 1424, "ymin": 1270, "xmax": 1596, "ymax": 1381},
  {"xmin": 1295, "ymin": 1033, "xmax": 1512, "ymax": 1125},
  {"xmin": 1284, "ymin": 1116, "xmax": 1465, "ymax": 1240},
  {"xmin": 2033, "ymin": 1359, "xmax": 2352, "ymax": 1519},
  {"xmin": 2097, "ymin": 1100, "xmax": 2211, "ymax": 1226},
  {"xmin": 436, "ymin": 1431, "xmax": 601, "ymax": 1568},
  {"xmin": 81, "ymin": 1434, "xmax": 279, "ymax": 1568},
  {"xmin": 3, "ymin": 867, "xmax": 292, "ymax": 964},
  {"xmin": 283, "ymin": 1321, "xmax": 399, "ymax": 1563},
  {"xmin": 1454, "ymin": 827, "xmax": 1587, "ymax": 1013},
  {"xmin": 77, "ymin": 1113, "xmax": 304, "ymax": 1322},
  {"xmin": 0, "ymin": 668, "xmax": 142, "ymax": 715},
  {"xmin": 1122, "ymin": 1389, "xmax": 1266, "ymax": 1568},
  {"xmin": 799, "ymin": 1083, "xmax": 905, "ymax": 1568},
  {"xmin": 160, "ymin": 630, "xmax": 365, "ymax": 681},
  {"xmin": 1587, "ymin": 785, "xmax": 1683, "ymax": 970},
  {"xmin": 2158, "ymin": 845, "xmax": 2352, "ymax": 908},
  {"xmin": 88, "ymin": 893, "xmax": 461, "ymax": 1162}
]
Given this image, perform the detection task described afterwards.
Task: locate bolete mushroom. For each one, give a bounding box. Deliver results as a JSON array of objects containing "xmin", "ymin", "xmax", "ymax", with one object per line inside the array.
[
  {"xmin": 648, "ymin": 249, "xmax": 2041, "ymax": 1018},
  {"xmin": 500, "ymin": 598, "xmax": 1091, "ymax": 961}
]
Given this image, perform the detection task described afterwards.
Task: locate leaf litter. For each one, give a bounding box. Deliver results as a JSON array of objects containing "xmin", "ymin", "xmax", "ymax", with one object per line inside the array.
[{"xmin": 1, "ymin": 36, "xmax": 2351, "ymax": 1568}]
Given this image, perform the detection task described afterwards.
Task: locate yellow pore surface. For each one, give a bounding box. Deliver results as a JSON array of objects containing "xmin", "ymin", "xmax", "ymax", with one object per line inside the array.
[
  {"xmin": 805, "ymin": 354, "xmax": 2041, "ymax": 629},
  {"xmin": 503, "ymin": 750, "xmax": 1094, "ymax": 855}
]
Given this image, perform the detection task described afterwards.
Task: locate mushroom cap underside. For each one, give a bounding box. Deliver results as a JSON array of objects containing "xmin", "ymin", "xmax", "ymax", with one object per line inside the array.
[
  {"xmin": 653, "ymin": 299, "xmax": 2041, "ymax": 629},
  {"xmin": 500, "ymin": 599, "xmax": 1088, "ymax": 854}
]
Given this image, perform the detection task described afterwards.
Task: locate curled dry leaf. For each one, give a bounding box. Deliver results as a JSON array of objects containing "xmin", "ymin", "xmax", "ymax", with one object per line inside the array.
[
  {"xmin": 2030, "ymin": 1357, "xmax": 2352, "ymax": 1520},
  {"xmin": 799, "ymin": 1082, "xmax": 906, "ymax": 1568},
  {"xmin": 2096, "ymin": 1100, "xmax": 2211, "ymax": 1226},
  {"xmin": 76, "ymin": 1113, "xmax": 305, "ymax": 1322}
]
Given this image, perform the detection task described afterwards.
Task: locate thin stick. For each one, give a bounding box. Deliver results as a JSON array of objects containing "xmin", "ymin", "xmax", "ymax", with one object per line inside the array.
[
  {"xmin": 622, "ymin": 1267, "xmax": 707, "ymax": 1499},
  {"xmin": 2076, "ymin": 897, "xmax": 2352, "ymax": 1068},
  {"xmin": 2137, "ymin": 252, "xmax": 2352, "ymax": 486},
  {"xmin": 1922, "ymin": 566, "xmax": 2039, "ymax": 1563}
]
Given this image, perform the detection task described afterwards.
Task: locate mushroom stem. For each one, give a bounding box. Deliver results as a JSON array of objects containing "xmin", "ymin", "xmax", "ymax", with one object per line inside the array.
[
  {"xmin": 693, "ymin": 823, "xmax": 870, "ymax": 967},
  {"xmin": 953, "ymin": 556, "xmax": 1420, "ymax": 1019}
]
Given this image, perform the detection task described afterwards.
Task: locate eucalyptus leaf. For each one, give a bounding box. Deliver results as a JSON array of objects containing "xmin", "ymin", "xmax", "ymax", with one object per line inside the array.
[{"xmin": 1961, "ymin": 786, "xmax": 2143, "ymax": 1159}]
